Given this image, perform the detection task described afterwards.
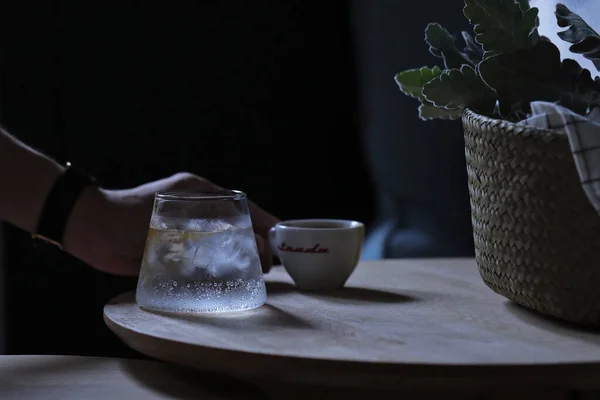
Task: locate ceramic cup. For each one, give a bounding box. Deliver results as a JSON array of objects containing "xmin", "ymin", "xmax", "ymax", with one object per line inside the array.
[{"xmin": 269, "ymin": 219, "xmax": 364, "ymax": 292}]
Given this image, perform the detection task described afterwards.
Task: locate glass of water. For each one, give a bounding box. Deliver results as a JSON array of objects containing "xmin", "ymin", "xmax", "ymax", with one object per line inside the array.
[{"xmin": 135, "ymin": 190, "xmax": 267, "ymax": 313}]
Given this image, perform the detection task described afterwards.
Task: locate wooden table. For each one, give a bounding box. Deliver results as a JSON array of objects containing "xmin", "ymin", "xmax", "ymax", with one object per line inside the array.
[
  {"xmin": 104, "ymin": 258, "xmax": 600, "ymax": 399},
  {"xmin": 0, "ymin": 355, "xmax": 264, "ymax": 399}
]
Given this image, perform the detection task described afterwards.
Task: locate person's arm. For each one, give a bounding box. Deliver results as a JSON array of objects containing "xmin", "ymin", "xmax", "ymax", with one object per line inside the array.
[
  {"xmin": 0, "ymin": 126, "xmax": 66, "ymax": 233},
  {"xmin": 0, "ymin": 125, "xmax": 279, "ymax": 275}
]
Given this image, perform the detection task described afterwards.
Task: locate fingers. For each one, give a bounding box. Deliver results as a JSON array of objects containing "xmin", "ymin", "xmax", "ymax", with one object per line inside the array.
[
  {"xmin": 159, "ymin": 172, "xmax": 278, "ymax": 274},
  {"xmin": 167, "ymin": 172, "xmax": 279, "ymax": 234},
  {"xmin": 255, "ymin": 235, "xmax": 273, "ymax": 273},
  {"xmin": 248, "ymin": 201, "xmax": 278, "ymax": 274},
  {"xmin": 166, "ymin": 172, "xmax": 220, "ymax": 192},
  {"xmin": 248, "ymin": 200, "xmax": 279, "ymax": 239}
]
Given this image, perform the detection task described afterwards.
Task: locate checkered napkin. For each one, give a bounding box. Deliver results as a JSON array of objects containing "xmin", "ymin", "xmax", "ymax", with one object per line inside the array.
[{"xmin": 518, "ymin": 101, "xmax": 600, "ymax": 213}]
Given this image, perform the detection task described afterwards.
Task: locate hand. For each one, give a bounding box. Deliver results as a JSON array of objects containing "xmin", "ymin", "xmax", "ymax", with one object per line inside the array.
[{"xmin": 62, "ymin": 173, "xmax": 279, "ymax": 276}]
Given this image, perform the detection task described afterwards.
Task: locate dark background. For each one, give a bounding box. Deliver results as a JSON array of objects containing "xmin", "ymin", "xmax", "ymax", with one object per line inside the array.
[{"xmin": 0, "ymin": 1, "xmax": 373, "ymax": 356}]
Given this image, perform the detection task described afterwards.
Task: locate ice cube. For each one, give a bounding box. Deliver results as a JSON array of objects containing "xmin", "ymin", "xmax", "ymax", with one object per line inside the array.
[
  {"xmin": 151, "ymin": 230, "xmax": 196, "ymax": 276},
  {"xmin": 218, "ymin": 230, "xmax": 259, "ymax": 278},
  {"xmin": 189, "ymin": 227, "xmax": 232, "ymax": 277},
  {"xmin": 192, "ymin": 227, "xmax": 257, "ymax": 279}
]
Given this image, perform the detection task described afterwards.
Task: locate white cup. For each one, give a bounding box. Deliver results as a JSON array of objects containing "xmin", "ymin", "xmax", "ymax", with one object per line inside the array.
[{"xmin": 269, "ymin": 219, "xmax": 365, "ymax": 292}]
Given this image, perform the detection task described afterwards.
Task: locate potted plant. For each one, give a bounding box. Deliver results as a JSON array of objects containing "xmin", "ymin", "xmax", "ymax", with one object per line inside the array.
[{"xmin": 395, "ymin": 0, "xmax": 600, "ymax": 326}]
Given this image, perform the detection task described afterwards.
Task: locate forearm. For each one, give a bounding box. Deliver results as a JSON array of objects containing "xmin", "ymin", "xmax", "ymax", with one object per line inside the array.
[{"xmin": 0, "ymin": 126, "xmax": 65, "ymax": 233}]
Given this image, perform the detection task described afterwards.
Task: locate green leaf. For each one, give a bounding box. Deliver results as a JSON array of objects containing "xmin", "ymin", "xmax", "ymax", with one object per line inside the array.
[
  {"xmin": 425, "ymin": 23, "xmax": 475, "ymax": 69},
  {"xmin": 463, "ymin": 0, "xmax": 540, "ymax": 56},
  {"xmin": 419, "ymin": 103, "xmax": 463, "ymax": 120},
  {"xmin": 394, "ymin": 66, "xmax": 442, "ymax": 100},
  {"xmin": 395, "ymin": 66, "xmax": 462, "ymax": 121},
  {"xmin": 422, "ymin": 64, "xmax": 497, "ymax": 113},
  {"xmin": 516, "ymin": 0, "xmax": 531, "ymax": 12},
  {"xmin": 478, "ymin": 39, "xmax": 600, "ymax": 116},
  {"xmin": 461, "ymin": 31, "xmax": 484, "ymax": 65},
  {"xmin": 555, "ymin": 3, "xmax": 600, "ymax": 71}
]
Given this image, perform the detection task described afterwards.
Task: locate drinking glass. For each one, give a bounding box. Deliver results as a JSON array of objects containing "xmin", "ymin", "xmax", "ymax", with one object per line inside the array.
[{"xmin": 135, "ymin": 190, "xmax": 267, "ymax": 313}]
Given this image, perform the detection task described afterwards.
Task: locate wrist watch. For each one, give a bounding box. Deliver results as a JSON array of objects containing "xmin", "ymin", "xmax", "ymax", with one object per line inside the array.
[{"xmin": 32, "ymin": 162, "xmax": 98, "ymax": 250}]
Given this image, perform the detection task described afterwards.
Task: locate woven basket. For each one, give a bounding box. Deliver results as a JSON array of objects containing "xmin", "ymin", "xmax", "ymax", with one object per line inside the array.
[{"xmin": 462, "ymin": 109, "xmax": 600, "ymax": 327}]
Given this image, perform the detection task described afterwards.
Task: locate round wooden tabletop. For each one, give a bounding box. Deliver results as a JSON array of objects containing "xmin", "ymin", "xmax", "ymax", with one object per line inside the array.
[
  {"xmin": 104, "ymin": 258, "xmax": 600, "ymax": 397},
  {"xmin": 0, "ymin": 355, "xmax": 263, "ymax": 400}
]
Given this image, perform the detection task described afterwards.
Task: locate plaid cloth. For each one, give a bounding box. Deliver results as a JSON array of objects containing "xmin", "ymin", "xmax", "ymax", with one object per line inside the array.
[{"xmin": 518, "ymin": 101, "xmax": 600, "ymax": 213}]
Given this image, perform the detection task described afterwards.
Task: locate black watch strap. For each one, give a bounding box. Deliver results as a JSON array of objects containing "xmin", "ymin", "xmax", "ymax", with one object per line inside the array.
[{"xmin": 33, "ymin": 162, "xmax": 98, "ymax": 249}]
